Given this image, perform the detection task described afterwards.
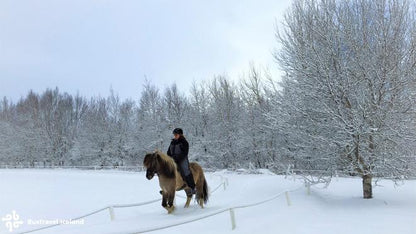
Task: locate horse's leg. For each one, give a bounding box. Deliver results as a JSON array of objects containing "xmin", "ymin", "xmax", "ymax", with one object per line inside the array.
[
  {"xmin": 184, "ymin": 187, "xmax": 192, "ymax": 208},
  {"xmin": 167, "ymin": 192, "xmax": 175, "ymax": 214},
  {"xmin": 198, "ymin": 195, "xmax": 204, "ymax": 208},
  {"xmin": 161, "ymin": 191, "xmax": 168, "ymax": 211}
]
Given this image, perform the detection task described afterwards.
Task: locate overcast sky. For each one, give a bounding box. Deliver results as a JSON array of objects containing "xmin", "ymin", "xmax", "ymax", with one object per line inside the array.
[{"xmin": 0, "ymin": 0, "xmax": 292, "ymax": 102}]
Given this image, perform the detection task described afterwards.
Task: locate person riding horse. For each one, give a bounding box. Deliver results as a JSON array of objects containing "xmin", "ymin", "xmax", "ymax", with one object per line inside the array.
[{"xmin": 167, "ymin": 128, "xmax": 196, "ymax": 194}]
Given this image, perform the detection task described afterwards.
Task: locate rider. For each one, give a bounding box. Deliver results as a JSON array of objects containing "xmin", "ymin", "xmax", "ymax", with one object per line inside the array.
[{"xmin": 167, "ymin": 128, "xmax": 196, "ymax": 194}]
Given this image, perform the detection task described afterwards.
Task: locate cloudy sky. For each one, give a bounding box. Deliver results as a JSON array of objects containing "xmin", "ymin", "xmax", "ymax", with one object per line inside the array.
[{"xmin": 0, "ymin": 0, "xmax": 292, "ymax": 101}]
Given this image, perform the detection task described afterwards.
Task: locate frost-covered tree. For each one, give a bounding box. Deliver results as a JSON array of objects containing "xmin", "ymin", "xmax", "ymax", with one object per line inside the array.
[
  {"xmin": 240, "ymin": 65, "xmax": 274, "ymax": 168},
  {"xmin": 137, "ymin": 80, "xmax": 169, "ymax": 152},
  {"xmin": 106, "ymin": 90, "xmax": 134, "ymax": 166},
  {"xmin": 118, "ymin": 98, "xmax": 139, "ymax": 165},
  {"xmin": 77, "ymin": 97, "xmax": 115, "ymax": 166},
  {"xmin": 274, "ymin": 0, "xmax": 416, "ymax": 198},
  {"xmin": 164, "ymin": 83, "xmax": 189, "ymax": 128},
  {"xmin": 0, "ymin": 120, "xmax": 24, "ymax": 165},
  {"xmin": 208, "ymin": 76, "xmax": 244, "ymax": 168},
  {"xmin": 14, "ymin": 91, "xmax": 51, "ymax": 166},
  {"xmin": 38, "ymin": 88, "xmax": 85, "ymax": 166},
  {"xmin": 0, "ymin": 97, "xmax": 12, "ymax": 121},
  {"xmin": 188, "ymin": 81, "xmax": 212, "ymax": 164}
]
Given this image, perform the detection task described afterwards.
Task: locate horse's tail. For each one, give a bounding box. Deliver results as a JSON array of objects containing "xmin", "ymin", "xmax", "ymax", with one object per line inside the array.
[
  {"xmin": 197, "ymin": 172, "xmax": 209, "ymax": 204},
  {"xmin": 201, "ymin": 175, "xmax": 209, "ymax": 204},
  {"xmin": 190, "ymin": 162, "xmax": 209, "ymax": 205}
]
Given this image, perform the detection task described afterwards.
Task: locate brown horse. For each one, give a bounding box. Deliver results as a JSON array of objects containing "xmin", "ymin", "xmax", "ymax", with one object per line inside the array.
[{"xmin": 143, "ymin": 150, "xmax": 209, "ymax": 214}]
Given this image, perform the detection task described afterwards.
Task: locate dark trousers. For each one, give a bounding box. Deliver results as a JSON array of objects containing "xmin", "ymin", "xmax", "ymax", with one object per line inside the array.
[
  {"xmin": 178, "ymin": 159, "xmax": 191, "ymax": 177},
  {"xmin": 177, "ymin": 159, "xmax": 195, "ymax": 189}
]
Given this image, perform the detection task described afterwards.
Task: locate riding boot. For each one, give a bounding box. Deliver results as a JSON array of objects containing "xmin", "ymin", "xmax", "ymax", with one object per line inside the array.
[{"xmin": 184, "ymin": 174, "xmax": 196, "ymax": 194}]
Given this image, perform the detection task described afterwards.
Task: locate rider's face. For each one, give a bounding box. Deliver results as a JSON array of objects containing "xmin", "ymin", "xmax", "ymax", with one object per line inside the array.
[{"xmin": 173, "ymin": 133, "xmax": 180, "ymax": 140}]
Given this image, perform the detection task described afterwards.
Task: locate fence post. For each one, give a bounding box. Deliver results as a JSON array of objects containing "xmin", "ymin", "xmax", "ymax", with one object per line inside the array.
[
  {"xmin": 229, "ymin": 208, "xmax": 236, "ymax": 230},
  {"xmin": 306, "ymin": 182, "xmax": 311, "ymax": 195},
  {"xmin": 285, "ymin": 191, "xmax": 291, "ymax": 206},
  {"xmin": 285, "ymin": 165, "xmax": 291, "ymax": 179},
  {"xmin": 109, "ymin": 207, "xmax": 115, "ymax": 221},
  {"xmin": 223, "ymin": 178, "xmax": 229, "ymax": 190}
]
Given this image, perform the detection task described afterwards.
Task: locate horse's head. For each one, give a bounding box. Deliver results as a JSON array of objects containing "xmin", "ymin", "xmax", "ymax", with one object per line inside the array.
[
  {"xmin": 144, "ymin": 151, "xmax": 177, "ymax": 180},
  {"xmin": 143, "ymin": 152, "xmax": 158, "ymax": 180}
]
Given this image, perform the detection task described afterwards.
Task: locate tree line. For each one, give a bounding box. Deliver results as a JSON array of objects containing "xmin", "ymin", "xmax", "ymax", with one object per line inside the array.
[{"xmin": 0, "ymin": 70, "xmax": 285, "ymax": 170}]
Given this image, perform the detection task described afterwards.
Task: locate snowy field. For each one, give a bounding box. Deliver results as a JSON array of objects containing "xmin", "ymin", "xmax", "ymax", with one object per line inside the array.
[{"xmin": 0, "ymin": 169, "xmax": 415, "ymax": 234}]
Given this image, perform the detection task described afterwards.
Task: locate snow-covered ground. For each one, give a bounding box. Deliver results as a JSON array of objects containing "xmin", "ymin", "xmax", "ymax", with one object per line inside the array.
[{"xmin": 0, "ymin": 169, "xmax": 414, "ymax": 234}]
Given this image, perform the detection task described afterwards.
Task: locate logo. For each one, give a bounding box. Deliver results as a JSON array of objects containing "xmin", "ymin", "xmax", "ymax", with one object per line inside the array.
[
  {"xmin": 1, "ymin": 210, "xmax": 85, "ymax": 232},
  {"xmin": 2, "ymin": 210, "xmax": 23, "ymax": 232}
]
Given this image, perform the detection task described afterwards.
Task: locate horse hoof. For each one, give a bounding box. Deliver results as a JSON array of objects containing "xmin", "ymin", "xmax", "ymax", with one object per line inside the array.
[{"xmin": 167, "ymin": 206, "xmax": 175, "ymax": 214}]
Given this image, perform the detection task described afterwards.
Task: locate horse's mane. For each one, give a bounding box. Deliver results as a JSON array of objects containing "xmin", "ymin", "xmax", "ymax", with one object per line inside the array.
[
  {"xmin": 143, "ymin": 153, "xmax": 154, "ymax": 169},
  {"xmin": 155, "ymin": 150, "xmax": 176, "ymax": 178}
]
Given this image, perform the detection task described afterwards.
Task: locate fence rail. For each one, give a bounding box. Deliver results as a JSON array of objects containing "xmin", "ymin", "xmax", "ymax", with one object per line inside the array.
[{"xmin": 132, "ymin": 186, "xmax": 303, "ymax": 233}]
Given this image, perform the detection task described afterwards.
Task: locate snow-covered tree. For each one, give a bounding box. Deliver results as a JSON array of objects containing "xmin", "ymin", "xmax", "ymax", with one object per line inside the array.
[
  {"xmin": 239, "ymin": 65, "xmax": 274, "ymax": 168},
  {"xmin": 207, "ymin": 76, "xmax": 244, "ymax": 168},
  {"xmin": 274, "ymin": 0, "xmax": 416, "ymax": 198},
  {"xmin": 164, "ymin": 83, "xmax": 189, "ymax": 128},
  {"xmin": 188, "ymin": 81, "xmax": 212, "ymax": 164},
  {"xmin": 77, "ymin": 97, "xmax": 114, "ymax": 166},
  {"xmin": 37, "ymin": 88, "xmax": 86, "ymax": 166},
  {"xmin": 137, "ymin": 80, "xmax": 169, "ymax": 153}
]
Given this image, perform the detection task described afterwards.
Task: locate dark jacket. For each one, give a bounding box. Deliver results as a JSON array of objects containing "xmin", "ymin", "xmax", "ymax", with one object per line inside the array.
[{"xmin": 167, "ymin": 136, "xmax": 189, "ymax": 163}]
